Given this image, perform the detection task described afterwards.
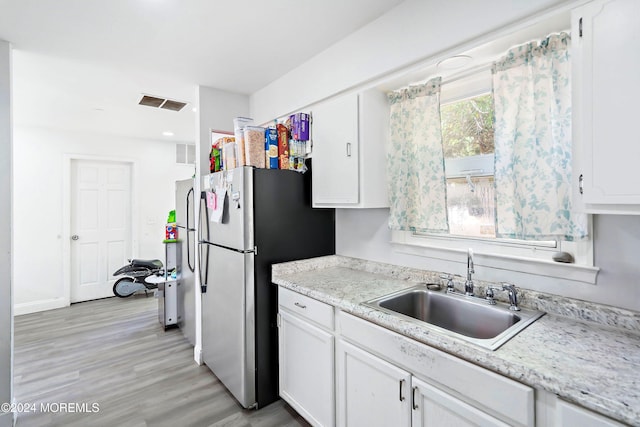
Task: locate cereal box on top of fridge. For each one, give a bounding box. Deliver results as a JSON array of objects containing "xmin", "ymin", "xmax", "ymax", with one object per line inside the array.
[
  {"xmin": 290, "ymin": 113, "xmax": 309, "ymax": 141},
  {"xmin": 277, "ymin": 124, "xmax": 289, "ymax": 170},
  {"xmin": 265, "ymin": 127, "xmax": 279, "ymax": 169}
]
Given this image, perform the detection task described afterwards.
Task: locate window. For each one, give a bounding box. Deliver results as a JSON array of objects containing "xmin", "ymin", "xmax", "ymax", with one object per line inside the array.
[
  {"xmin": 389, "ymin": 61, "xmax": 595, "ymax": 286},
  {"xmin": 402, "ymin": 73, "xmax": 561, "ymax": 248},
  {"xmin": 386, "ymin": 26, "xmax": 597, "ymax": 288},
  {"xmin": 441, "ymin": 93, "xmax": 496, "ymax": 239}
]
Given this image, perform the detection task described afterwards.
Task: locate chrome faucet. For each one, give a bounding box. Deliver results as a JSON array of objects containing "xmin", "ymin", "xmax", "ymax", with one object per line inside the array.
[
  {"xmin": 502, "ymin": 282, "xmax": 521, "ymax": 311},
  {"xmin": 465, "ymin": 248, "xmax": 474, "ymax": 296}
]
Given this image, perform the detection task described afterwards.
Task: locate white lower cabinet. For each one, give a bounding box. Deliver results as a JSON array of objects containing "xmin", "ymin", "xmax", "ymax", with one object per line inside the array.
[
  {"xmin": 336, "ymin": 338, "xmax": 511, "ymax": 427},
  {"xmin": 336, "ymin": 340, "xmax": 411, "ymax": 427},
  {"xmin": 411, "ymin": 377, "xmax": 509, "ymax": 427},
  {"xmin": 277, "ymin": 289, "xmax": 624, "ymax": 427},
  {"xmin": 336, "ymin": 311, "xmax": 535, "ymax": 427},
  {"xmin": 556, "ymin": 399, "xmax": 625, "ymax": 427},
  {"xmin": 278, "ymin": 288, "xmax": 335, "ymax": 427}
]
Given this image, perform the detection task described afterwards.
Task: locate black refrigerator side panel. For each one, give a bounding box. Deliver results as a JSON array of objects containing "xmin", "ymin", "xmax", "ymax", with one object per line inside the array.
[{"xmin": 252, "ymin": 164, "xmax": 335, "ymax": 408}]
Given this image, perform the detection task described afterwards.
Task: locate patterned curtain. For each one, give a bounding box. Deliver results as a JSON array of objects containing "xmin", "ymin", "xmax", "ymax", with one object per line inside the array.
[
  {"xmin": 387, "ymin": 77, "xmax": 449, "ymax": 233},
  {"xmin": 492, "ymin": 33, "xmax": 588, "ymax": 241}
]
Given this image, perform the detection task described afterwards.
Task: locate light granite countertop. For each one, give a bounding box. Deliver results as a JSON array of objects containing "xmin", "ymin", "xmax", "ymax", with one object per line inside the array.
[{"xmin": 272, "ymin": 255, "xmax": 640, "ymax": 426}]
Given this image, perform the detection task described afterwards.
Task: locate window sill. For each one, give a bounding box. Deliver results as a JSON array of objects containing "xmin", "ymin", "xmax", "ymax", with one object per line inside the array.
[{"xmin": 391, "ymin": 240, "xmax": 599, "ymax": 288}]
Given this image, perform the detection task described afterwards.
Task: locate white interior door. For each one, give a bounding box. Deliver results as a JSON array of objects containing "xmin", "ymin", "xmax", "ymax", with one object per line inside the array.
[{"xmin": 71, "ymin": 159, "xmax": 132, "ymax": 302}]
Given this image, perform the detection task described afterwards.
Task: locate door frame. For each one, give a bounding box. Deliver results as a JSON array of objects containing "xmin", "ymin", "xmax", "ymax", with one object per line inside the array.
[{"xmin": 62, "ymin": 154, "xmax": 138, "ymax": 306}]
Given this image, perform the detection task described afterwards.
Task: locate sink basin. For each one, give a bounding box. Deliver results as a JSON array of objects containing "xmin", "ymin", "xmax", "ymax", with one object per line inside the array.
[{"xmin": 364, "ymin": 285, "xmax": 544, "ymax": 350}]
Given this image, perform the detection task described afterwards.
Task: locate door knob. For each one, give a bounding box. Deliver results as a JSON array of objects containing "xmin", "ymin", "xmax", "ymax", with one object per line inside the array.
[{"xmin": 71, "ymin": 235, "xmax": 79, "ymax": 241}]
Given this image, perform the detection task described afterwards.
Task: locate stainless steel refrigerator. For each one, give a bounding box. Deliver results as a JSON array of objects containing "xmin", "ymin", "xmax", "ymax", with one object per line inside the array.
[
  {"xmin": 198, "ymin": 165, "xmax": 334, "ymax": 409},
  {"xmin": 175, "ymin": 178, "xmax": 196, "ymax": 346}
]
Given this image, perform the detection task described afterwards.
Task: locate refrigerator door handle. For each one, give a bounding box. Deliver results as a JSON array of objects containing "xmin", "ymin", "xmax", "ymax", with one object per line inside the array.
[
  {"xmin": 186, "ymin": 188, "xmax": 195, "ymax": 272},
  {"xmin": 198, "ymin": 241, "xmax": 209, "ymax": 293},
  {"xmin": 197, "ymin": 192, "xmax": 210, "ymax": 294}
]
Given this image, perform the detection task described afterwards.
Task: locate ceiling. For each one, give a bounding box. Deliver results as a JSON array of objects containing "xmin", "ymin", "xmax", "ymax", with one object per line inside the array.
[{"xmin": 0, "ymin": 0, "xmax": 404, "ymax": 143}]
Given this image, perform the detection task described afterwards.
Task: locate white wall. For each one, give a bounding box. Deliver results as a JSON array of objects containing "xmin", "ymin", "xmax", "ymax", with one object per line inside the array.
[
  {"xmin": 0, "ymin": 39, "xmax": 13, "ymax": 427},
  {"xmin": 12, "ymin": 126, "xmax": 193, "ymax": 315},
  {"xmin": 196, "ymin": 86, "xmax": 250, "ymax": 175},
  {"xmin": 193, "ymin": 85, "xmax": 250, "ymax": 363},
  {"xmin": 335, "ymin": 209, "xmax": 640, "ymax": 312},
  {"xmin": 250, "ymin": 0, "xmax": 572, "ymax": 124}
]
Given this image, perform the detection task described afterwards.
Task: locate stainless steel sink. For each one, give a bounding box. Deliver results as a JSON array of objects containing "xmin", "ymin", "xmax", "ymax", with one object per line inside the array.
[{"xmin": 364, "ymin": 285, "xmax": 544, "ymax": 350}]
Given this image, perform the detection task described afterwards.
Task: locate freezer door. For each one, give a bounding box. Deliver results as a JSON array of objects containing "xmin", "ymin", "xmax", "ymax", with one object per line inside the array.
[
  {"xmin": 202, "ymin": 167, "xmax": 254, "ymax": 251},
  {"xmin": 201, "ymin": 243, "xmax": 256, "ymax": 408}
]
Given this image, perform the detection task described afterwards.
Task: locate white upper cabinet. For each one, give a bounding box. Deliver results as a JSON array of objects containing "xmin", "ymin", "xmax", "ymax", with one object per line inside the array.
[
  {"xmin": 572, "ymin": 0, "xmax": 640, "ymax": 213},
  {"xmin": 311, "ymin": 89, "xmax": 389, "ymax": 208}
]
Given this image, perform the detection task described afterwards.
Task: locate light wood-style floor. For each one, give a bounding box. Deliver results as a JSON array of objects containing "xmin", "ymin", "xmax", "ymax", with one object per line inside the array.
[{"xmin": 14, "ymin": 295, "xmax": 309, "ymax": 427}]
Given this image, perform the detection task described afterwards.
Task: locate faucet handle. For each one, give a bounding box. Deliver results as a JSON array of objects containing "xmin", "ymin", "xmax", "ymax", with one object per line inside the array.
[
  {"xmin": 501, "ymin": 282, "xmax": 521, "ymax": 311},
  {"xmin": 485, "ymin": 286, "xmax": 501, "ymax": 305},
  {"xmin": 439, "ymin": 274, "xmax": 455, "ymax": 292}
]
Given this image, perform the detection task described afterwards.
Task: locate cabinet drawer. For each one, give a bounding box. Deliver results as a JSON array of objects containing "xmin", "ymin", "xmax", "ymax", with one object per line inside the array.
[{"xmin": 279, "ymin": 287, "xmax": 334, "ymax": 330}]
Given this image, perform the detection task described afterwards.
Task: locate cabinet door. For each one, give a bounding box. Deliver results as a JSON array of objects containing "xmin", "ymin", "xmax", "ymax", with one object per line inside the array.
[
  {"xmin": 278, "ymin": 310, "xmax": 334, "ymax": 427},
  {"xmin": 411, "ymin": 377, "xmax": 510, "ymax": 427},
  {"xmin": 573, "ymin": 0, "xmax": 640, "ymax": 210},
  {"xmin": 311, "ymin": 93, "xmax": 360, "ymax": 205},
  {"xmin": 556, "ymin": 399, "xmax": 625, "ymax": 427},
  {"xmin": 336, "ymin": 340, "xmax": 411, "ymax": 427}
]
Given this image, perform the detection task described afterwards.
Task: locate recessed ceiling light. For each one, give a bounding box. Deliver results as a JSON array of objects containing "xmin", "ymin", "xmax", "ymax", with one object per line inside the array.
[
  {"xmin": 192, "ymin": 107, "xmax": 197, "ymax": 113},
  {"xmin": 437, "ymin": 55, "xmax": 473, "ymax": 70},
  {"xmin": 163, "ymin": 131, "xmax": 174, "ymax": 137}
]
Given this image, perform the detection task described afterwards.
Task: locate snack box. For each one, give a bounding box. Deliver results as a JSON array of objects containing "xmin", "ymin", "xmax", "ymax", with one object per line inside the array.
[
  {"xmin": 277, "ymin": 124, "xmax": 289, "ymax": 170},
  {"xmin": 210, "ymin": 136, "xmax": 233, "ymax": 172},
  {"xmin": 290, "ymin": 113, "xmax": 309, "ymax": 141},
  {"xmin": 165, "ymin": 223, "xmax": 178, "ymax": 240},
  {"xmin": 265, "ymin": 127, "xmax": 279, "ymax": 169}
]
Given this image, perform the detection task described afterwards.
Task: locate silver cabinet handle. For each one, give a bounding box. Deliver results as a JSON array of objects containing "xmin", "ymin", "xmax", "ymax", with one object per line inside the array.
[
  {"xmin": 294, "ymin": 302, "xmax": 306, "ymax": 309},
  {"xmin": 399, "ymin": 379, "xmax": 405, "ymax": 401},
  {"xmin": 579, "ymin": 174, "xmax": 584, "ymax": 194},
  {"xmin": 412, "ymin": 386, "xmax": 418, "ymax": 410},
  {"xmin": 346, "ymin": 142, "xmax": 352, "ymax": 157},
  {"xmin": 71, "ymin": 235, "xmax": 79, "ymax": 241}
]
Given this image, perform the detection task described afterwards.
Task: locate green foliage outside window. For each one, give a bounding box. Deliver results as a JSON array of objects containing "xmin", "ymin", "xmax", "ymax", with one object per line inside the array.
[{"xmin": 441, "ymin": 94, "xmax": 495, "ymax": 158}]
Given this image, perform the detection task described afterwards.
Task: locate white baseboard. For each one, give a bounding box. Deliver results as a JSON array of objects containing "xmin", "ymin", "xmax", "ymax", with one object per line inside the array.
[
  {"xmin": 14, "ymin": 297, "xmax": 68, "ymax": 316},
  {"xmin": 0, "ymin": 410, "xmax": 13, "ymax": 427},
  {"xmin": 193, "ymin": 345, "xmax": 203, "ymax": 365}
]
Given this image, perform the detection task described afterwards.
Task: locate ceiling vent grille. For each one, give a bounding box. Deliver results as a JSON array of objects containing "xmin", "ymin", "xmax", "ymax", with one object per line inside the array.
[
  {"xmin": 139, "ymin": 95, "xmax": 187, "ymax": 112},
  {"xmin": 161, "ymin": 100, "xmax": 188, "ymax": 111}
]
